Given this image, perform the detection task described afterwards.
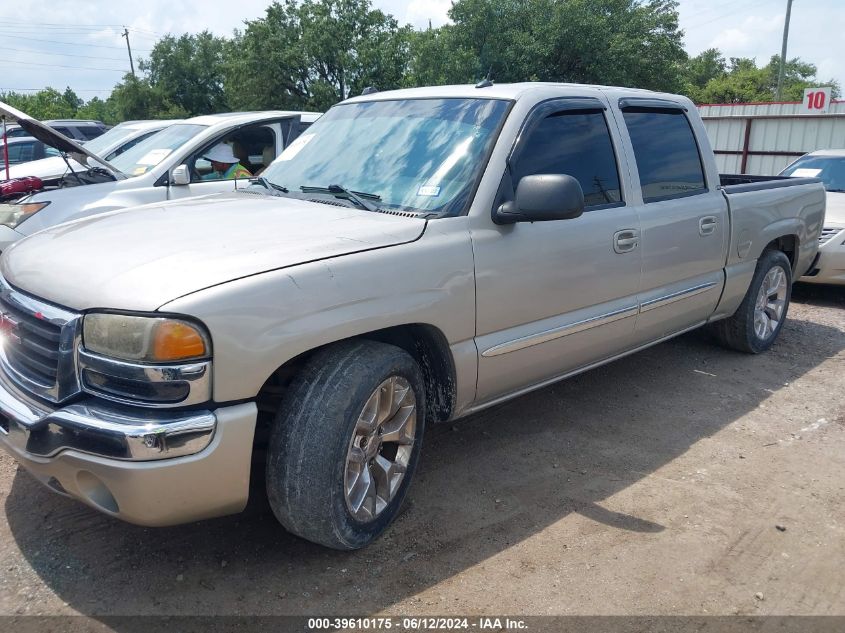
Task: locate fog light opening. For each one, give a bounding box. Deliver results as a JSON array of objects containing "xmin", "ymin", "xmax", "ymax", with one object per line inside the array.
[{"xmin": 76, "ymin": 471, "xmax": 119, "ymax": 514}]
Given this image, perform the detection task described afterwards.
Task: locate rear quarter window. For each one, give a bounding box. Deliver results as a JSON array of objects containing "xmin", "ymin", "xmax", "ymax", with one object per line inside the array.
[{"xmin": 622, "ymin": 109, "xmax": 707, "ymax": 203}]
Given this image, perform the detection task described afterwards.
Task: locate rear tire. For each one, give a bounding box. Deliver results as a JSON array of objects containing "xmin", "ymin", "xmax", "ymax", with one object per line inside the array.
[
  {"xmin": 266, "ymin": 340, "xmax": 426, "ymax": 550},
  {"xmin": 710, "ymin": 249, "xmax": 792, "ymax": 353}
]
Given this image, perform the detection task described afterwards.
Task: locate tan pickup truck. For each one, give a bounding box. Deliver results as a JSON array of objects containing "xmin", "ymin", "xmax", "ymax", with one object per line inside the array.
[{"xmin": 0, "ymin": 83, "xmax": 825, "ymax": 550}]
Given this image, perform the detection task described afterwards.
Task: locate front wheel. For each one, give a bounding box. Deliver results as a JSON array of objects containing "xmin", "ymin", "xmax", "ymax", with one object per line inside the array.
[
  {"xmin": 710, "ymin": 249, "xmax": 792, "ymax": 353},
  {"xmin": 266, "ymin": 340, "xmax": 426, "ymax": 550}
]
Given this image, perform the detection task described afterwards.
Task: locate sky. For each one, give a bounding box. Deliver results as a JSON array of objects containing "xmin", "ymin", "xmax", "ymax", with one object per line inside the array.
[{"xmin": 0, "ymin": 0, "xmax": 843, "ymax": 102}]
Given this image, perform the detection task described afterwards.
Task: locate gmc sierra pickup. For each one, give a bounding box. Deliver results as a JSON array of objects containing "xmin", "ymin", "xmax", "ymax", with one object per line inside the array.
[{"xmin": 0, "ymin": 83, "xmax": 825, "ymax": 550}]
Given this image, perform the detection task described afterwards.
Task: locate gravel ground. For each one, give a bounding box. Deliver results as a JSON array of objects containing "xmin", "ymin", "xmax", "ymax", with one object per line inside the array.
[{"xmin": 0, "ymin": 284, "xmax": 843, "ymax": 625}]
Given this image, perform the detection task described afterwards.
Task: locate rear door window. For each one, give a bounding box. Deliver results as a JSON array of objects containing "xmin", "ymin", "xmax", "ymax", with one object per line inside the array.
[
  {"xmin": 511, "ymin": 109, "xmax": 623, "ymax": 209},
  {"xmin": 622, "ymin": 109, "xmax": 706, "ymax": 203}
]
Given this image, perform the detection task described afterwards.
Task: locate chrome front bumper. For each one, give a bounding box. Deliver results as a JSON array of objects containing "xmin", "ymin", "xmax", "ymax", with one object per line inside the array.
[{"xmin": 0, "ymin": 372, "xmax": 257, "ymax": 526}]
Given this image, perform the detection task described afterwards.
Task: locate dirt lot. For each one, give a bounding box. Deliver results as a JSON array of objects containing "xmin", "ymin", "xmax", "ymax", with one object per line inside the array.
[{"xmin": 0, "ymin": 285, "xmax": 843, "ymax": 625}]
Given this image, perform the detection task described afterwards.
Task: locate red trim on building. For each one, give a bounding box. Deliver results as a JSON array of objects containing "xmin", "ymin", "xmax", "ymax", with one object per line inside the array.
[{"xmin": 697, "ymin": 99, "xmax": 843, "ymax": 107}]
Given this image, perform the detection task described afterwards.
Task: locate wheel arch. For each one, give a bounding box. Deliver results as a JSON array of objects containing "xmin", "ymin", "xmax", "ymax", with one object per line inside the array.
[{"xmin": 252, "ymin": 323, "xmax": 458, "ymax": 451}]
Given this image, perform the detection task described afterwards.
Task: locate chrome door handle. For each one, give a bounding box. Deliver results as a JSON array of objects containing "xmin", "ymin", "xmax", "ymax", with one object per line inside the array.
[
  {"xmin": 613, "ymin": 229, "xmax": 639, "ymax": 254},
  {"xmin": 699, "ymin": 216, "xmax": 717, "ymax": 236}
]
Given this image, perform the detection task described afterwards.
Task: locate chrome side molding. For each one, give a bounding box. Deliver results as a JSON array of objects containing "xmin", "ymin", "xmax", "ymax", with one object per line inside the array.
[{"xmin": 482, "ymin": 280, "xmax": 719, "ymax": 358}]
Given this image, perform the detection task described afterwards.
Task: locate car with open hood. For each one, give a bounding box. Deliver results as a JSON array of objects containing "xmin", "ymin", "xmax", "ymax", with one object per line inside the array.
[
  {"xmin": 2, "ymin": 118, "xmax": 180, "ymax": 184},
  {"xmin": 0, "ymin": 101, "xmax": 320, "ymax": 251}
]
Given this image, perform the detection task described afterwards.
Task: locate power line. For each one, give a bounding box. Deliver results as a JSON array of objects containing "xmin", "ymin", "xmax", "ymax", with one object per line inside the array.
[
  {"xmin": 0, "ymin": 88, "xmax": 115, "ymax": 92},
  {"xmin": 0, "ymin": 20, "xmax": 164, "ymax": 37},
  {"xmin": 3, "ymin": 34, "xmax": 152, "ymax": 52},
  {"xmin": 0, "ymin": 60, "xmax": 128, "ymax": 72},
  {"xmin": 0, "ymin": 44, "xmax": 128, "ymax": 62}
]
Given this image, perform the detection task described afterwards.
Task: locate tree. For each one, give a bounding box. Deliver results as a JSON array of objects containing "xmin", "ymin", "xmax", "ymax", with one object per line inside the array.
[
  {"xmin": 690, "ymin": 55, "xmax": 840, "ymax": 104},
  {"xmin": 105, "ymin": 74, "xmax": 188, "ymax": 122},
  {"xmin": 140, "ymin": 31, "xmax": 229, "ymax": 115},
  {"xmin": 0, "ymin": 88, "xmax": 77, "ymax": 120},
  {"xmin": 418, "ymin": 0, "xmax": 687, "ymax": 91},
  {"xmin": 225, "ymin": 0, "xmax": 411, "ymax": 112}
]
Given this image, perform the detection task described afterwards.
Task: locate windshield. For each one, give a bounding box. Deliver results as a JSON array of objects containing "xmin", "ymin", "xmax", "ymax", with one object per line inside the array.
[
  {"xmin": 80, "ymin": 125, "xmax": 147, "ymax": 159},
  {"xmin": 109, "ymin": 123, "xmax": 206, "ymax": 177},
  {"xmin": 261, "ymin": 98, "xmax": 511, "ymax": 215},
  {"xmin": 781, "ymin": 155, "xmax": 845, "ymax": 192}
]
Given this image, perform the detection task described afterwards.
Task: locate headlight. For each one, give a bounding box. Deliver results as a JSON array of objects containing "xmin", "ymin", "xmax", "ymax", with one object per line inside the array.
[
  {"xmin": 83, "ymin": 313, "xmax": 210, "ymax": 362},
  {"xmin": 0, "ymin": 201, "xmax": 49, "ymax": 229}
]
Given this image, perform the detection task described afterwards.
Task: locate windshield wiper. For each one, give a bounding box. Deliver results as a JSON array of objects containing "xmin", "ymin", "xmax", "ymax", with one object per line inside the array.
[
  {"xmin": 301, "ymin": 184, "xmax": 381, "ymax": 212},
  {"xmin": 826, "ymin": 188, "xmax": 845, "ymax": 193},
  {"xmin": 252, "ymin": 176, "xmax": 289, "ymax": 194}
]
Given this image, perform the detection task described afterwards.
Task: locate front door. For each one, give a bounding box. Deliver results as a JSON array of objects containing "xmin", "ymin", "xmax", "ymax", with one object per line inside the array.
[{"xmin": 472, "ymin": 98, "xmax": 643, "ymax": 404}]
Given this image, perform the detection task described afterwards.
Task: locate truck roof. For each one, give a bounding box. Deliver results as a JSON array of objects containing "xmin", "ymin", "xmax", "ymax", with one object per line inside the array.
[{"xmin": 343, "ymin": 82, "xmax": 685, "ymax": 105}]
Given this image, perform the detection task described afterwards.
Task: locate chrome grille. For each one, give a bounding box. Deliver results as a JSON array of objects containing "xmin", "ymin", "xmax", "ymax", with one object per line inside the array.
[
  {"xmin": 819, "ymin": 226, "xmax": 842, "ymax": 245},
  {"xmin": 0, "ymin": 277, "xmax": 81, "ymax": 403},
  {"xmin": 0, "ymin": 296, "xmax": 61, "ymax": 384}
]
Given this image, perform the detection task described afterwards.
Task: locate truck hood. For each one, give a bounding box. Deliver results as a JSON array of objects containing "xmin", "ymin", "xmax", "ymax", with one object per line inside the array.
[
  {"xmin": 825, "ymin": 191, "xmax": 845, "ymax": 226},
  {"xmin": 0, "ymin": 193, "xmax": 426, "ymax": 311},
  {"xmin": 0, "ymin": 101, "xmax": 123, "ymax": 179}
]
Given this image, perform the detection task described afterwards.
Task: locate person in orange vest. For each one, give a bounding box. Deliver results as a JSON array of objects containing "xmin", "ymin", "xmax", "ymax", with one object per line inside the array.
[{"xmin": 201, "ymin": 143, "xmax": 252, "ymax": 180}]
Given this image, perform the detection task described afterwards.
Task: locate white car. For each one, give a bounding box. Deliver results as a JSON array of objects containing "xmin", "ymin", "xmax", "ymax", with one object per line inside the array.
[
  {"xmin": 3, "ymin": 119, "xmax": 180, "ymax": 183},
  {"xmin": 780, "ymin": 150, "xmax": 845, "ymax": 284},
  {"xmin": 0, "ymin": 103, "xmax": 320, "ymax": 251}
]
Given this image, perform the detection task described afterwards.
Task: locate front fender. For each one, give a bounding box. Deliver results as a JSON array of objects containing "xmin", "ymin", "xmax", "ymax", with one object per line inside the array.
[{"xmin": 158, "ymin": 218, "xmax": 478, "ymax": 409}]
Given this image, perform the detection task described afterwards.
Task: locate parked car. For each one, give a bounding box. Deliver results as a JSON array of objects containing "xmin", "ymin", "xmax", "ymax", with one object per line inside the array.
[
  {"xmin": 0, "ymin": 136, "xmax": 61, "ymax": 169},
  {"xmin": 3, "ymin": 119, "xmax": 180, "ymax": 184},
  {"xmin": 0, "ymin": 83, "xmax": 824, "ymax": 550},
  {"xmin": 0, "ymin": 101, "xmax": 320, "ymax": 250},
  {"xmin": 779, "ymin": 150, "xmax": 845, "ymax": 285},
  {"xmin": 4, "ymin": 119, "xmax": 107, "ymax": 143}
]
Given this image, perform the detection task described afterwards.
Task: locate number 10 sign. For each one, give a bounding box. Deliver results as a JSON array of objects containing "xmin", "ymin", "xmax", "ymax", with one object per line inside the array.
[{"xmin": 802, "ymin": 87, "xmax": 832, "ymax": 114}]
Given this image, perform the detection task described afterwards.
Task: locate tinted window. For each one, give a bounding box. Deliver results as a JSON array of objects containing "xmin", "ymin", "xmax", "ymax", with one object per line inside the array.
[
  {"xmin": 52, "ymin": 126, "xmax": 72, "ymax": 138},
  {"xmin": 5, "ymin": 142, "xmax": 34, "ymax": 163},
  {"xmin": 512, "ymin": 110, "xmax": 622, "ymax": 208},
  {"xmin": 622, "ymin": 110, "xmax": 706, "ymax": 202},
  {"xmin": 78, "ymin": 126, "xmax": 104, "ymax": 140}
]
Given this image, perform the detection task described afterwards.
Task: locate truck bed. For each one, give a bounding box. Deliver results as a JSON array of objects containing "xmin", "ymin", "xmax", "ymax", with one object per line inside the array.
[{"xmin": 720, "ymin": 173, "xmax": 821, "ymax": 194}]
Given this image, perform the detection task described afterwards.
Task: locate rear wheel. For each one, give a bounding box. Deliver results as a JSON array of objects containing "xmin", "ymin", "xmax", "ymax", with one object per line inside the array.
[
  {"xmin": 266, "ymin": 340, "xmax": 425, "ymax": 550},
  {"xmin": 710, "ymin": 249, "xmax": 792, "ymax": 353}
]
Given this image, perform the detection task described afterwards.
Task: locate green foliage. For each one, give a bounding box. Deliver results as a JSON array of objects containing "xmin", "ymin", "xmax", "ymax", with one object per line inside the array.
[
  {"xmin": 225, "ymin": 0, "xmax": 411, "ymax": 112},
  {"xmin": 429, "ymin": 0, "xmax": 687, "ymax": 91},
  {"xmin": 0, "ymin": 87, "xmax": 77, "ymax": 120},
  {"xmin": 140, "ymin": 31, "xmax": 229, "ymax": 115},
  {"xmin": 682, "ymin": 55, "xmax": 840, "ymax": 104},
  {"xmin": 3, "ymin": 0, "xmax": 840, "ymax": 125}
]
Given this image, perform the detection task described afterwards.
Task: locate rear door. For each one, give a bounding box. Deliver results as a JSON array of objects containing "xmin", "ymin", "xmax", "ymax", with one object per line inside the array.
[
  {"xmin": 613, "ymin": 98, "xmax": 728, "ymax": 342},
  {"xmin": 472, "ymin": 97, "xmax": 642, "ymax": 404}
]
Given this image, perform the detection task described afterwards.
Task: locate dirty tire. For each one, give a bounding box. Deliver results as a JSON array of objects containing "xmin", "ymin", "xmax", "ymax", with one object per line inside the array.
[
  {"xmin": 266, "ymin": 340, "xmax": 426, "ymax": 550},
  {"xmin": 710, "ymin": 249, "xmax": 793, "ymax": 353}
]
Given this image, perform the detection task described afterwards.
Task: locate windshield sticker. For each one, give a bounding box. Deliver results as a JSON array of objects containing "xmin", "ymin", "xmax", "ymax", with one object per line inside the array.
[
  {"xmin": 137, "ymin": 148, "xmax": 172, "ymax": 166},
  {"xmin": 417, "ymin": 185, "xmax": 441, "ymax": 197},
  {"xmin": 791, "ymin": 168, "xmax": 822, "ymax": 178},
  {"xmin": 277, "ymin": 133, "xmax": 314, "ymax": 161},
  {"xmin": 132, "ymin": 166, "xmax": 147, "ymax": 176}
]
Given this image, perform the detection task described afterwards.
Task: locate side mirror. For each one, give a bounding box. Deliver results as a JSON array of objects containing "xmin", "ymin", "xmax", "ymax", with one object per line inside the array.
[
  {"xmin": 495, "ymin": 174, "xmax": 585, "ymax": 224},
  {"xmin": 170, "ymin": 164, "xmax": 190, "ymax": 186}
]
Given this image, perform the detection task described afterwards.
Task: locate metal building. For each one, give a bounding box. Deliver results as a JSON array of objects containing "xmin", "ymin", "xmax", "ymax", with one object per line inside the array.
[{"xmin": 698, "ymin": 100, "xmax": 845, "ymax": 175}]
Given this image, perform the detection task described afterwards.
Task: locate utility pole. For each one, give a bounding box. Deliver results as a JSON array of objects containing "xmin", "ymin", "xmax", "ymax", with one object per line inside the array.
[
  {"xmin": 776, "ymin": 0, "xmax": 794, "ymax": 100},
  {"xmin": 122, "ymin": 27, "xmax": 136, "ymax": 78}
]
